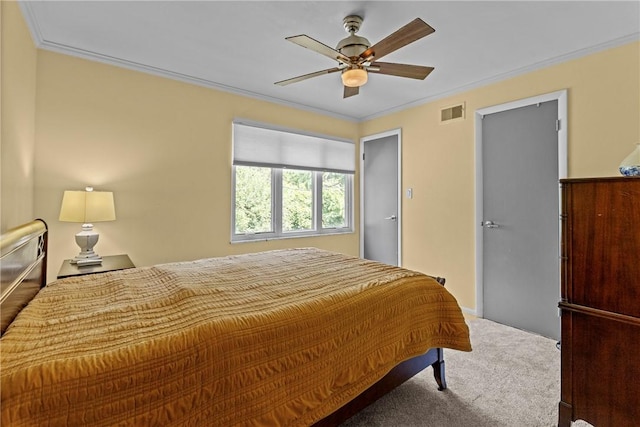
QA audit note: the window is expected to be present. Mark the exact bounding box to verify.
[282,169,313,232]
[232,121,354,241]
[234,166,272,234]
[322,172,348,229]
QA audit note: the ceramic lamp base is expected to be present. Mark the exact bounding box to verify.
[70,224,103,264]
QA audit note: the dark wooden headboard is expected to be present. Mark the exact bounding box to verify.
[0,219,48,335]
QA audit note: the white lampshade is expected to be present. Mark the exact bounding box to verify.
[341,68,368,88]
[59,187,116,265]
[59,189,116,223]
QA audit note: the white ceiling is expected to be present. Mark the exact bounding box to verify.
[20,1,640,122]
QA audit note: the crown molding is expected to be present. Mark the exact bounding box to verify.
[18,2,639,124]
[17,2,360,122]
[19,1,44,45]
[39,39,363,123]
[360,32,640,122]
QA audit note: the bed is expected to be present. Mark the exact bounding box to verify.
[1,219,471,426]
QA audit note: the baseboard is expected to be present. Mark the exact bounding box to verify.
[461,306,478,318]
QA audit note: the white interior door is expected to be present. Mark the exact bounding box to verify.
[361,130,401,266]
[476,91,567,341]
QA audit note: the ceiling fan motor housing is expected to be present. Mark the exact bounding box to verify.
[336,34,371,58]
[337,15,370,58]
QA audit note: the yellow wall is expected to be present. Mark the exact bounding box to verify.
[1,1,38,231]
[361,41,640,311]
[33,50,360,282]
[7,2,639,310]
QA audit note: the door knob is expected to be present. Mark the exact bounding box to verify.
[482,220,499,228]
[384,215,397,221]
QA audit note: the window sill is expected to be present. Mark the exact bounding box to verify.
[231,229,354,244]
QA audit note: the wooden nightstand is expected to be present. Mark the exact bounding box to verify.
[57,254,135,279]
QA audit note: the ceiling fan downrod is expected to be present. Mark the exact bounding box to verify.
[343,15,363,34]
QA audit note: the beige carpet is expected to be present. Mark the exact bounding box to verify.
[341,318,592,427]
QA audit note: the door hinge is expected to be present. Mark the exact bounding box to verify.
[555,119,561,132]
[362,153,365,161]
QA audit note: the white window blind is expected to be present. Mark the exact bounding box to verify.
[233,121,355,174]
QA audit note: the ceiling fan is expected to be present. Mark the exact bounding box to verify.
[275,15,435,98]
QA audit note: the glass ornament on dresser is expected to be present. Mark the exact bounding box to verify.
[619,143,640,176]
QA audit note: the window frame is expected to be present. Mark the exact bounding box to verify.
[231,166,354,242]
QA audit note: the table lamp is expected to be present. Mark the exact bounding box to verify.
[59,186,116,266]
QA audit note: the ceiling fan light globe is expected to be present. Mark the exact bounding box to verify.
[342,68,368,87]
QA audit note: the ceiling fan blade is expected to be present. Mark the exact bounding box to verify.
[359,18,435,63]
[367,62,434,80]
[275,67,342,86]
[343,86,359,98]
[286,35,352,65]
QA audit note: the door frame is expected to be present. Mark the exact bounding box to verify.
[360,128,402,265]
[474,90,568,317]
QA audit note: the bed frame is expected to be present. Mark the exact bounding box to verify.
[0,219,447,425]
[0,219,48,335]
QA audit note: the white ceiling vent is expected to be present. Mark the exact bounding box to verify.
[440,102,465,123]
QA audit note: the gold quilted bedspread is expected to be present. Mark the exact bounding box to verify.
[1,248,471,426]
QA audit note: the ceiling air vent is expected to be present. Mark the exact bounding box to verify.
[440,103,465,123]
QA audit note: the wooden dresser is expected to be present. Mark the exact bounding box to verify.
[558,177,640,427]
